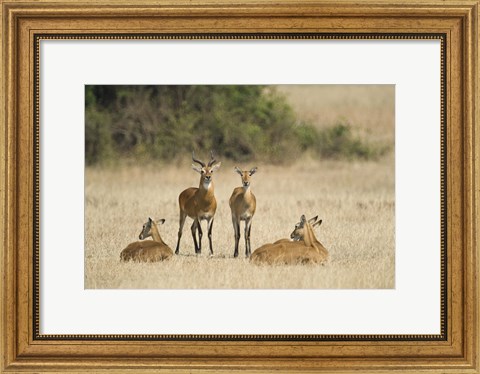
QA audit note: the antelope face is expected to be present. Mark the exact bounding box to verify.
[139,218,153,240]
[194,164,221,188]
[235,166,258,188]
[290,216,306,241]
[139,217,165,240]
[191,151,221,188]
[290,215,322,240]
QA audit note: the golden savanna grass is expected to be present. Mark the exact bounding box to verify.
[85,157,394,289]
[85,85,395,289]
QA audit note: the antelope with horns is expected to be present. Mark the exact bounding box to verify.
[120,218,173,262]
[175,151,221,255]
[229,166,258,257]
[250,215,328,265]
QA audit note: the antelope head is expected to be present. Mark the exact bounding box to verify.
[234,166,258,189]
[139,217,165,240]
[191,151,221,189]
[290,215,322,241]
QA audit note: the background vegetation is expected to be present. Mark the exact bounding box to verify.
[85,85,389,165]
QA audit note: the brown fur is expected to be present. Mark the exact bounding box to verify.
[120,240,173,262]
[229,167,257,257]
[229,187,256,216]
[250,242,325,265]
[179,185,217,220]
[250,218,328,265]
[176,152,221,255]
[120,219,173,262]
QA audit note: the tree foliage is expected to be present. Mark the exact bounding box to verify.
[85,85,386,165]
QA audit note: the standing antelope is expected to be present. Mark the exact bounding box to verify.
[120,218,173,262]
[229,166,258,257]
[175,151,221,255]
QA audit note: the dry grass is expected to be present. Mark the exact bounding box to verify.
[277,84,395,145]
[85,156,394,289]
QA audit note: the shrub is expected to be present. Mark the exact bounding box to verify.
[85,104,114,165]
[84,85,388,165]
[316,122,389,160]
[294,122,320,151]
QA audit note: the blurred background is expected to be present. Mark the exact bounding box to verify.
[85,85,394,165]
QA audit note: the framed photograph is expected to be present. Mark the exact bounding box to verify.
[1,0,478,372]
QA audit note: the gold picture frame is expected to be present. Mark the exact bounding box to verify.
[1,0,478,372]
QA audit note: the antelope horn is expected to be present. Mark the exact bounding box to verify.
[192,151,205,167]
[207,150,217,167]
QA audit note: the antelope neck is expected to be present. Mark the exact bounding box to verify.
[199,180,215,196]
[150,223,163,243]
[303,224,315,247]
[304,224,323,253]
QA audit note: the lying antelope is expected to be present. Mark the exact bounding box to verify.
[120,218,173,262]
[250,215,328,265]
[229,166,258,257]
[175,151,221,255]
[290,215,323,241]
[250,215,321,252]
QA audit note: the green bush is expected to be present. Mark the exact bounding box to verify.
[294,123,320,151]
[84,85,387,165]
[85,104,114,165]
[316,122,389,160]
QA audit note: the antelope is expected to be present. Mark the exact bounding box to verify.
[229,166,258,257]
[290,215,323,241]
[120,218,173,262]
[175,151,221,255]
[250,215,328,265]
[254,215,321,249]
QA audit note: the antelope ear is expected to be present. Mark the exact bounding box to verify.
[192,164,203,173]
[249,166,258,176]
[148,217,153,223]
[313,219,323,227]
[308,215,318,224]
[234,166,243,175]
[300,215,306,224]
[157,219,166,225]
[211,162,221,172]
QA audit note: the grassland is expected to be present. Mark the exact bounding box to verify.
[85,156,394,289]
[85,85,395,289]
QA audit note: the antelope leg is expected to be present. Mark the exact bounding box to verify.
[197,219,203,254]
[233,217,240,258]
[191,219,200,254]
[207,217,214,256]
[175,211,187,255]
[245,218,252,257]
